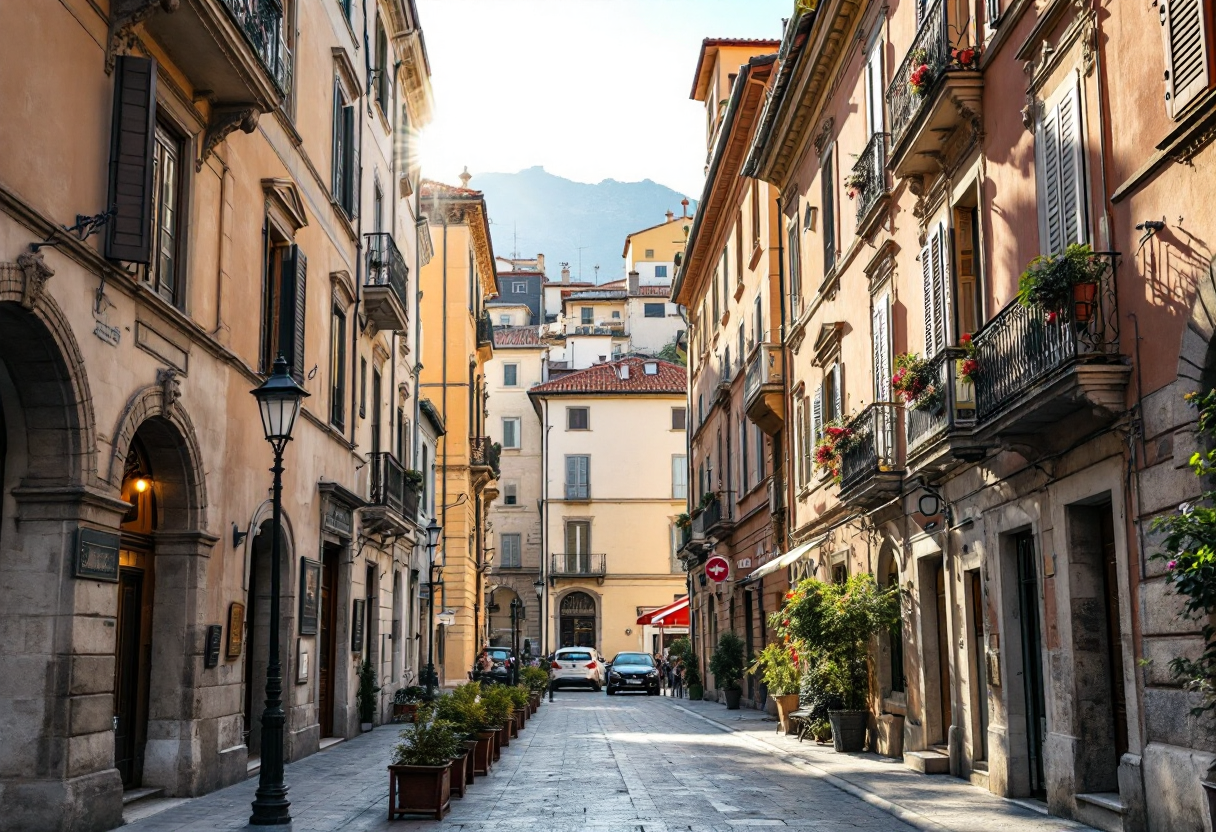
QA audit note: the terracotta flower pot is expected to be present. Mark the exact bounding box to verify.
[387,762,452,821]
[1072,281,1098,323]
[828,710,869,753]
[773,694,801,734]
[473,731,495,775]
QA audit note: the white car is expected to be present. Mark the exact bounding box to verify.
[550,647,603,691]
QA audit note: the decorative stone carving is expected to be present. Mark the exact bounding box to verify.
[106,0,179,74]
[16,251,54,310]
[813,117,835,156]
[197,107,259,171]
[158,368,182,409]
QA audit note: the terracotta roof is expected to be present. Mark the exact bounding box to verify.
[493,326,545,347]
[566,289,627,301]
[420,179,481,199]
[529,357,686,396]
[634,285,672,297]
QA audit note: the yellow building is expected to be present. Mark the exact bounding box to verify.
[622,209,692,284]
[418,177,498,686]
[529,357,688,659]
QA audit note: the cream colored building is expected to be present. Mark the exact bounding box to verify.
[623,208,693,284]
[529,357,687,658]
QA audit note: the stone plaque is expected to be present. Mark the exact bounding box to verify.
[204,625,223,668]
[75,528,120,582]
[322,500,353,538]
[351,598,366,653]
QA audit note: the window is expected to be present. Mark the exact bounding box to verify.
[735,213,744,280]
[331,78,358,218]
[501,417,521,449]
[374,16,390,116]
[753,295,763,347]
[1160,0,1212,118]
[824,362,843,425]
[565,455,590,499]
[259,233,307,380]
[148,124,183,305]
[503,363,519,387]
[397,412,409,464]
[796,396,808,486]
[672,455,687,499]
[499,314,510,325]
[567,407,589,430]
[1036,78,1087,256]
[340,0,351,20]
[654,265,668,278]
[645,248,655,258]
[954,204,982,337]
[739,414,749,493]
[737,326,746,364]
[751,180,761,249]
[921,221,953,356]
[359,356,368,418]
[612,310,621,319]
[821,146,836,274]
[873,293,892,401]
[371,370,382,455]
[330,302,346,428]
[501,533,521,567]
[721,247,730,309]
[581,307,593,324]
[512,281,527,292]
[865,32,885,138]
[644,361,659,375]
[788,221,802,317]
[503,483,519,507]
[644,303,665,318]
[565,520,590,554]
[672,407,687,430]
[755,422,765,480]
[986,0,1002,26]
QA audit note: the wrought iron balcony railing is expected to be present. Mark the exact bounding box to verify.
[851,132,888,224]
[972,253,1119,422]
[550,553,607,577]
[221,0,292,94]
[905,348,977,454]
[692,494,732,537]
[365,232,409,310]
[839,402,902,492]
[369,452,408,518]
[885,0,976,148]
[477,311,494,347]
[744,343,784,403]
[470,436,500,477]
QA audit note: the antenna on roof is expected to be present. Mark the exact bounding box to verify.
[512,222,519,260]
[594,264,600,281]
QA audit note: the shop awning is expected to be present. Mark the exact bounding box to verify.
[741,535,826,585]
[636,596,690,627]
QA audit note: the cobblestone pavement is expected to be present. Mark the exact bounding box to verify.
[123,691,1096,832]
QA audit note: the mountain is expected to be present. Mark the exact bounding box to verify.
[468,166,696,284]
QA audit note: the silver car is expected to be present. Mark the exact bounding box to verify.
[550,647,603,691]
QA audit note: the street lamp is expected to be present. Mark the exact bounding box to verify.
[533,577,544,659]
[509,597,524,681]
[424,518,443,699]
[249,355,308,827]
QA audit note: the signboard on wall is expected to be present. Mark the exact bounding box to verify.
[74,528,120,582]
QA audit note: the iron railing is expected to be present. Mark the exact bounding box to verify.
[220,0,293,94]
[972,253,1119,422]
[851,132,888,223]
[905,348,977,453]
[839,402,902,491]
[477,311,494,346]
[885,0,976,147]
[550,553,607,577]
[470,437,500,477]
[365,233,409,311]
[692,495,730,537]
[369,452,406,517]
[744,343,784,403]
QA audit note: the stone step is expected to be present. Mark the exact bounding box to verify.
[122,787,165,806]
[904,749,950,774]
[1075,791,1126,832]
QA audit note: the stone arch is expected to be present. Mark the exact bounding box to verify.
[106,382,208,530]
[556,588,600,650]
[242,498,298,591]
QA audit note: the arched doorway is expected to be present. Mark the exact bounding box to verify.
[559,591,596,648]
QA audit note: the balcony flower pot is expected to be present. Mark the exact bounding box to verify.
[828,710,869,753]
[723,688,743,710]
[773,694,802,735]
[387,763,452,820]
[473,730,495,775]
[1072,281,1098,323]
[1017,243,1106,321]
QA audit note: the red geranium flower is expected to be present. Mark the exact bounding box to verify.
[1046,311,1058,324]
[910,63,930,87]
[960,332,972,344]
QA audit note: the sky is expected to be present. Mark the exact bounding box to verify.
[415,0,791,197]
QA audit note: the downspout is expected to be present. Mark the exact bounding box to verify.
[542,406,550,656]
[351,5,368,450]
[777,199,792,555]
[211,159,230,337]
[438,212,449,678]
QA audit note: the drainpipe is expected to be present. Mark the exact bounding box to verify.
[776,198,791,556]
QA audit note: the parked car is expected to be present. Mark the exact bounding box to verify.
[550,647,603,691]
[605,652,660,696]
[473,646,517,685]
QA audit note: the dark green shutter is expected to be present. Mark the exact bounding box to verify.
[106,56,157,263]
[279,246,307,381]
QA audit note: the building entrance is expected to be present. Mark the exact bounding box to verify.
[559,591,596,648]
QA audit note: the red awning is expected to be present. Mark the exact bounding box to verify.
[636,596,690,627]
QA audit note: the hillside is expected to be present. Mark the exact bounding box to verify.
[467,166,696,283]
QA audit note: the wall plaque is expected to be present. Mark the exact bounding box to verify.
[227,602,246,659]
[351,598,366,653]
[75,528,120,582]
[322,500,353,538]
[204,624,223,668]
[299,558,321,635]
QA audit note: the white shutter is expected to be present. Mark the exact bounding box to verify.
[1037,100,1063,256]
[873,293,892,400]
[1161,0,1212,118]
[937,223,953,348]
[865,36,885,136]
[794,398,805,485]
[922,226,950,356]
[812,384,824,446]
[832,363,844,421]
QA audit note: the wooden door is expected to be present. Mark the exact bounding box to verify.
[1100,506,1128,758]
[319,548,338,737]
[934,562,953,743]
[114,568,144,787]
[1015,532,1047,797]
[969,570,988,762]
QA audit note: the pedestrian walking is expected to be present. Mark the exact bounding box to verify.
[672,663,684,699]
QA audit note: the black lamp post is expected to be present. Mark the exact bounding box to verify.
[509,597,523,681]
[533,578,544,658]
[249,355,308,826]
[424,518,442,699]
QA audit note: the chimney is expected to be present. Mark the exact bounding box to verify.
[681,198,690,218]
[536,253,545,274]
[458,166,472,188]
[628,269,640,295]
[665,210,674,222]
[560,263,570,283]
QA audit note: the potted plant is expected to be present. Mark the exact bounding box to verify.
[388,714,462,820]
[392,685,428,722]
[404,469,425,495]
[507,684,530,729]
[748,642,801,733]
[480,684,515,750]
[813,418,858,483]
[957,333,979,385]
[433,688,483,788]
[784,575,900,753]
[843,171,866,201]
[675,512,691,530]
[358,660,381,731]
[521,666,548,711]
[669,637,704,700]
[709,632,746,709]
[908,48,931,95]
[1017,243,1106,323]
[891,352,942,412]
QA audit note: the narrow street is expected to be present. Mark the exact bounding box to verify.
[123,694,1095,832]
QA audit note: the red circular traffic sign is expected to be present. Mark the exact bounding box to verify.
[705,556,730,583]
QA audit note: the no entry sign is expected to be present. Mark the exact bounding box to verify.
[705,556,730,583]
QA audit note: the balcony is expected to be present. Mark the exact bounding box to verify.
[477,312,494,349]
[744,343,785,436]
[971,253,1128,444]
[838,402,904,507]
[470,436,500,491]
[550,553,607,581]
[363,452,418,533]
[850,132,889,235]
[904,348,984,475]
[138,0,290,112]
[884,0,982,179]
[364,233,409,331]
[692,495,734,540]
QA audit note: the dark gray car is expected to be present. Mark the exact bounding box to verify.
[605,652,660,696]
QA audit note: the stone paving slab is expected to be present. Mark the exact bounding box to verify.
[123,691,1095,832]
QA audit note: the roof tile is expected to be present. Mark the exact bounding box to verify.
[529,357,686,395]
